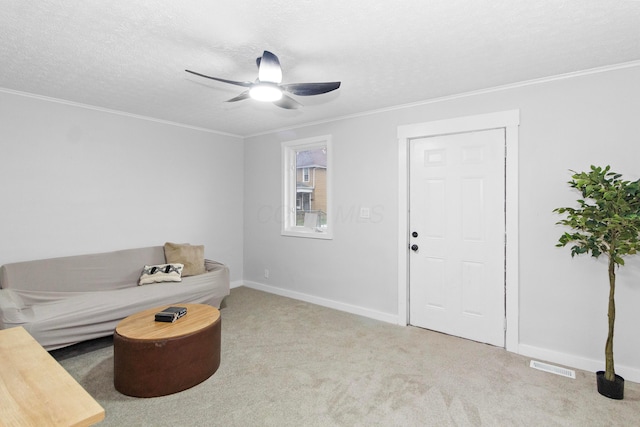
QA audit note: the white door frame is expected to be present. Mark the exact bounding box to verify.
[397,110,520,352]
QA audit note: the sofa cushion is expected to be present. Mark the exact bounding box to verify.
[138,263,183,285]
[17,264,229,350]
[164,243,206,277]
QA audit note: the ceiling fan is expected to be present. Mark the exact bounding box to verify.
[185,50,341,109]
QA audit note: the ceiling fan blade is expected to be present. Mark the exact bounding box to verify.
[281,82,341,96]
[185,70,252,87]
[257,51,282,84]
[273,94,302,110]
[225,91,251,102]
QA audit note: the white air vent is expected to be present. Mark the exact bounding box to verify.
[530,360,576,379]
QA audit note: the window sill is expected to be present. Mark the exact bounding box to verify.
[281,228,333,240]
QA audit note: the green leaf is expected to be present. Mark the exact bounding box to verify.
[554,166,640,262]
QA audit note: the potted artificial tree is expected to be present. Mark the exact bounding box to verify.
[553,165,640,399]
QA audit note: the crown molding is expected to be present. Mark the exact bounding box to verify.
[245,60,640,138]
[0,87,242,139]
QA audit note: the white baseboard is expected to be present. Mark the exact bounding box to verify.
[230,280,244,289]
[233,281,640,384]
[239,280,399,325]
[519,344,640,383]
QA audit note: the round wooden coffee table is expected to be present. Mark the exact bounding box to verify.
[113,303,221,397]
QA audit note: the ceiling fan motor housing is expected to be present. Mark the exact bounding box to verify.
[185,50,341,109]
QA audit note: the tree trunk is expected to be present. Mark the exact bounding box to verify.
[605,255,616,382]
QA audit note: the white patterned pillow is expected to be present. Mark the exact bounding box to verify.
[138,263,184,285]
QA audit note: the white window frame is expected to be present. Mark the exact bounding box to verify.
[302,167,310,183]
[282,135,333,239]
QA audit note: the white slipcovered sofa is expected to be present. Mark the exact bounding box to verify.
[0,245,230,350]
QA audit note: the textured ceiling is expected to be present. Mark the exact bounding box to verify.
[1,1,639,137]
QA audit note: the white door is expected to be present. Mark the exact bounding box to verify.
[409,129,505,347]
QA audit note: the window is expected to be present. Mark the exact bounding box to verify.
[282,135,332,239]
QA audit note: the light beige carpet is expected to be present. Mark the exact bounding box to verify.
[53,286,639,426]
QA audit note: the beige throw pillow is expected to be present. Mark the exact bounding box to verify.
[164,242,206,276]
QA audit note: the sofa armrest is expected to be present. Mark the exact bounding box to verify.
[204,259,226,273]
[0,289,25,310]
[0,289,32,328]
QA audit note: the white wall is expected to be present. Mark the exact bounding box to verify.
[243,63,640,381]
[0,91,244,282]
[243,117,400,321]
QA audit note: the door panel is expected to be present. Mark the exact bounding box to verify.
[409,129,505,347]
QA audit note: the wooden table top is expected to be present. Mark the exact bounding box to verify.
[115,303,220,341]
[0,327,105,427]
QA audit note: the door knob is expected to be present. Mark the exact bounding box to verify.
[411,244,419,252]
[412,231,418,238]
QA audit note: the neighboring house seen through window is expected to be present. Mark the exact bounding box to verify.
[282,135,332,239]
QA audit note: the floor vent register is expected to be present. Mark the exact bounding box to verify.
[530,360,576,379]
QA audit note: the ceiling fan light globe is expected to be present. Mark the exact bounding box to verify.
[249,84,282,102]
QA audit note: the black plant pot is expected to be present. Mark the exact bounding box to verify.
[596,371,624,400]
